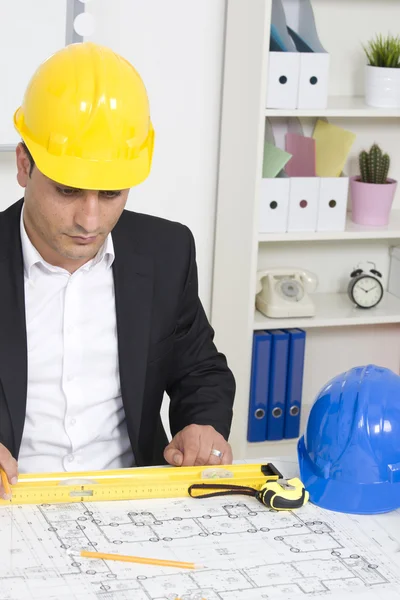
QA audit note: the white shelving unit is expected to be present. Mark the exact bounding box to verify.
[254,292,400,330]
[211,0,400,460]
[259,210,400,242]
[265,95,400,118]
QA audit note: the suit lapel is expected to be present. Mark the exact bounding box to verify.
[0,200,27,457]
[112,219,154,463]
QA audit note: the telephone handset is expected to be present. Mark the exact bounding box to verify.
[256,268,318,318]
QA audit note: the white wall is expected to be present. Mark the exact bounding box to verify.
[0,0,227,316]
[0,153,21,202]
[313,0,400,98]
[85,0,227,314]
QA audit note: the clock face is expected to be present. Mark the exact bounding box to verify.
[351,275,383,308]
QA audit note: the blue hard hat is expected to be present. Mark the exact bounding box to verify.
[298,364,400,514]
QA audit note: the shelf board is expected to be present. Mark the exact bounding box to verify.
[254,292,400,330]
[0,144,16,152]
[259,211,400,242]
[265,95,400,118]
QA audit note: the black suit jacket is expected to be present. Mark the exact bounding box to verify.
[0,199,235,467]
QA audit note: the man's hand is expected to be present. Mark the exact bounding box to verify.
[0,444,18,500]
[163,424,233,467]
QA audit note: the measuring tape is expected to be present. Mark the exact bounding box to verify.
[0,463,308,510]
[188,477,308,511]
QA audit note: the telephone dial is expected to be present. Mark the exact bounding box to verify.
[256,268,318,318]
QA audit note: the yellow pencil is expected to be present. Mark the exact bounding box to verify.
[80,549,201,570]
[0,468,11,499]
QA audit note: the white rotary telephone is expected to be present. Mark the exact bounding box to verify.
[256,268,318,318]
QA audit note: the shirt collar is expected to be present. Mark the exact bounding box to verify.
[20,204,115,279]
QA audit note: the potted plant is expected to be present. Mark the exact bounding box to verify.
[363,33,400,108]
[350,144,397,226]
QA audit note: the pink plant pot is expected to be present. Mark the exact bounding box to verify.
[350,176,397,226]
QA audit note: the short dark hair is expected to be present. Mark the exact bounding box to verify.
[21,141,35,177]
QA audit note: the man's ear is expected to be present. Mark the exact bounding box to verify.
[16,142,31,188]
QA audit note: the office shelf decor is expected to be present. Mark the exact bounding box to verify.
[259,118,350,233]
[350,144,397,226]
[364,33,400,108]
[267,0,330,110]
[212,0,400,460]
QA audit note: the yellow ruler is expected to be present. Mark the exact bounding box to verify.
[0,463,281,507]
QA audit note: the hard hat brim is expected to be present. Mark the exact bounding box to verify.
[19,131,154,191]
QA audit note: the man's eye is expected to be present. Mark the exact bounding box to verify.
[57,187,79,196]
[101,191,122,199]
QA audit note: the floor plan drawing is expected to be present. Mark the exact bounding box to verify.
[1,491,400,600]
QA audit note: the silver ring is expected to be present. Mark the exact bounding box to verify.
[210,448,222,458]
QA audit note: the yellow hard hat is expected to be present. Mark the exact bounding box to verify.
[14,42,154,190]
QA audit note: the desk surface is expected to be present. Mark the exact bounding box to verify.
[0,456,399,600]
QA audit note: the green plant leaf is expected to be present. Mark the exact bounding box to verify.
[363,33,400,68]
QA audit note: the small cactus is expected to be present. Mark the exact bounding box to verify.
[359,151,369,182]
[368,144,380,183]
[382,153,390,183]
[359,144,390,184]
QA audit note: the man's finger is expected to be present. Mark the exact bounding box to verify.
[221,444,233,465]
[194,441,214,466]
[0,472,11,501]
[163,438,184,466]
[207,445,224,466]
[181,441,201,466]
[0,445,18,485]
[0,444,18,500]
[164,446,184,466]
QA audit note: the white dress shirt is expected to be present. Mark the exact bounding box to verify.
[18,207,134,473]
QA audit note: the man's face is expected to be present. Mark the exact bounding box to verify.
[16,144,129,271]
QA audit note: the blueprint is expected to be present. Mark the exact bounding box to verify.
[0,458,399,600]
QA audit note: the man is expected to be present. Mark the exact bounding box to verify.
[0,42,235,499]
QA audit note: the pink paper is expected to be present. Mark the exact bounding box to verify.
[285,133,316,177]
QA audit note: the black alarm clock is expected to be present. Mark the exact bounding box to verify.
[347,263,384,309]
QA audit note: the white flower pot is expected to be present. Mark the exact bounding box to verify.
[365,65,400,108]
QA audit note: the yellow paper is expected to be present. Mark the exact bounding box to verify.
[312,120,356,177]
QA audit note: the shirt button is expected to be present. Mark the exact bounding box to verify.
[66,454,74,463]
[67,326,74,334]
[70,418,76,426]
[67,374,74,382]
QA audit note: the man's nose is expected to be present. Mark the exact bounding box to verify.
[74,192,101,233]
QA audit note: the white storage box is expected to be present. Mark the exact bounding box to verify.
[259,176,349,234]
[267,0,330,110]
[266,52,301,109]
[259,178,290,233]
[298,53,330,109]
[316,176,349,231]
[287,177,319,231]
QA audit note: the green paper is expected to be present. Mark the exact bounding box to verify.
[262,141,292,178]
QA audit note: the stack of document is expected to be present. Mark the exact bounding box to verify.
[263,118,356,179]
[267,0,330,109]
[259,118,356,233]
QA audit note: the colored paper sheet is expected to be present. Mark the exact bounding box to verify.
[312,119,356,177]
[262,141,292,178]
[285,132,316,176]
